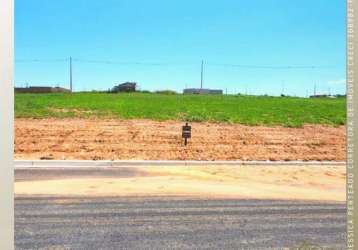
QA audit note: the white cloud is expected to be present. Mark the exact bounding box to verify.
[327,79,346,85]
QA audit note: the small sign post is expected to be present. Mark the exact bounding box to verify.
[182,123,192,146]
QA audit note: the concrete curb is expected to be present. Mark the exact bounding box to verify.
[14,160,346,168]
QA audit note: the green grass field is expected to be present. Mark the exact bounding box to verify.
[15,93,346,127]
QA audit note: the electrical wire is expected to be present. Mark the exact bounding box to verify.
[15,58,341,69]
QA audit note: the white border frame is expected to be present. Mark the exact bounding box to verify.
[0,0,14,249]
[347,0,358,249]
[0,0,356,249]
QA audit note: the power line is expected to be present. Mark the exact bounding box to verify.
[72,59,185,66]
[15,59,68,63]
[205,62,339,69]
[15,58,341,69]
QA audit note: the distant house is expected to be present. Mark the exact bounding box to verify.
[15,86,70,93]
[183,88,223,95]
[335,94,346,98]
[309,94,329,98]
[112,82,137,93]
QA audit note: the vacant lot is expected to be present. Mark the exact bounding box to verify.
[15,119,345,161]
[15,93,346,127]
[15,93,346,161]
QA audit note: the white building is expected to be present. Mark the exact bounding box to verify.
[183,88,223,95]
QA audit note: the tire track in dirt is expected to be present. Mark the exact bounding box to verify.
[15,118,346,161]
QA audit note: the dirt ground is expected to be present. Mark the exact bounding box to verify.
[15,118,346,161]
[15,165,346,201]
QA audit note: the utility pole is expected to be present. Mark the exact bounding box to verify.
[200,60,204,89]
[314,83,317,96]
[281,80,285,96]
[69,57,73,93]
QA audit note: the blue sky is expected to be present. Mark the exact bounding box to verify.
[15,0,346,96]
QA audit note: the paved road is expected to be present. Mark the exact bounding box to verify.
[15,196,346,250]
[15,168,346,249]
[15,167,152,182]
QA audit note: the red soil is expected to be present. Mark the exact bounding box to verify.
[15,118,346,161]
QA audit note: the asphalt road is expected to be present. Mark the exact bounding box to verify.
[15,196,346,250]
[15,167,152,182]
[15,168,346,249]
